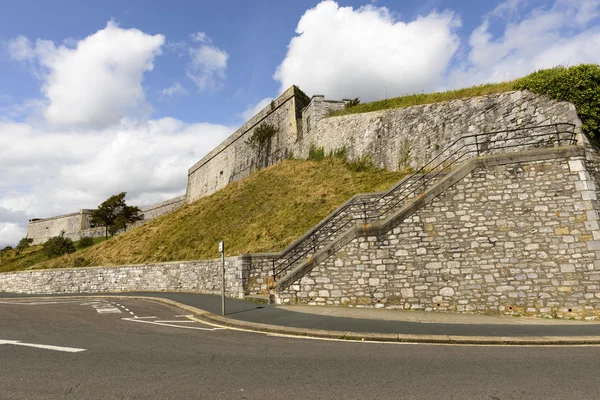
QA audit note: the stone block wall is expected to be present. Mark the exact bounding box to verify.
[300,91,580,170]
[186,86,310,203]
[0,258,248,298]
[0,253,276,297]
[27,212,83,245]
[27,194,186,245]
[278,149,600,319]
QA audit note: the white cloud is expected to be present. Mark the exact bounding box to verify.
[8,21,164,129]
[448,0,600,88]
[0,118,232,248]
[191,31,211,43]
[240,97,273,121]
[161,82,188,97]
[187,33,228,92]
[274,1,461,101]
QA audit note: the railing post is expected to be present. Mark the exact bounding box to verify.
[475,135,480,156]
[555,125,561,147]
[362,201,367,224]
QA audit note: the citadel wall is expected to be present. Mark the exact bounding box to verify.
[186,86,310,203]
[300,91,581,170]
[27,195,186,244]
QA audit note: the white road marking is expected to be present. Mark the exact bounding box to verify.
[133,316,157,319]
[122,317,225,331]
[0,300,83,306]
[0,339,86,353]
[154,320,197,323]
[96,307,122,314]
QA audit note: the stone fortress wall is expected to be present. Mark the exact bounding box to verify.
[27,195,186,245]
[26,86,581,250]
[16,84,600,319]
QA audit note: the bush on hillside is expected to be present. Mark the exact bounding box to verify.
[77,236,95,249]
[515,64,600,141]
[43,236,76,258]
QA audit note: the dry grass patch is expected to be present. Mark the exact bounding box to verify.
[34,159,407,269]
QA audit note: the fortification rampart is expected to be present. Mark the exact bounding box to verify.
[300,91,581,170]
[186,86,310,203]
[27,194,186,245]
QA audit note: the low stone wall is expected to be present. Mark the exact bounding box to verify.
[277,147,600,319]
[0,259,246,297]
[0,253,276,298]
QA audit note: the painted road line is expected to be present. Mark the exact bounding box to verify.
[0,339,86,353]
[122,317,225,331]
[0,300,83,306]
[154,320,197,323]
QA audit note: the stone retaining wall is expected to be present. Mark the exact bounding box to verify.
[301,91,580,171]
[0,254,275,297]
[277,147,600,319]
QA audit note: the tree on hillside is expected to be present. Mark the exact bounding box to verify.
[91,192,143,239]
[15,237,33,255]
[1,246,13,261]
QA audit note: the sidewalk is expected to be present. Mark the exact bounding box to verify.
[3,291,600,342]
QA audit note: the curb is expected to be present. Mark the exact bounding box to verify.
[2,294,600,345]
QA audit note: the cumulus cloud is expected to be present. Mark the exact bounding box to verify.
[448,0,600,87]
[0,119,232,248]
[187,32,228,91]
[274,1,461,101]
[240,97,273,121]
[161,82,188,97]
[8,21,164,128]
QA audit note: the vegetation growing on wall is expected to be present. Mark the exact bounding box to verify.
[514,64,600,140]
[246,123,278,167]
[329,64,600,140]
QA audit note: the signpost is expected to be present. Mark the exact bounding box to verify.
[219,240,225,316]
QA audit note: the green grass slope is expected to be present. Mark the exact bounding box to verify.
[32,159,406,270]
[0,237,106,273]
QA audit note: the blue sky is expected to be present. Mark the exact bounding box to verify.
[1,0,600,247]
[0,0,507,125]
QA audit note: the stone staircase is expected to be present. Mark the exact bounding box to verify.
[271,123,578,292]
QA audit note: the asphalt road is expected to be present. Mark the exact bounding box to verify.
[1,297,600,399]
[4,291,600,337]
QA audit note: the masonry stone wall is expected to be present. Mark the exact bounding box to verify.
[140,195,186,220]
[0,258,247,297]
[278,150,600,319]
[186,86,309,203]
[301,91,580,171]
[27,195,186,245]
[27,212,83,245]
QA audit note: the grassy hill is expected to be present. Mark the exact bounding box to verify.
[24,159,406,270]
[0,237,106,273]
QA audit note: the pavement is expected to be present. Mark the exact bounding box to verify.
[4,297,600,399]
[2,291,600,344]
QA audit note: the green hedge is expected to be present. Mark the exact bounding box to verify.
[329,64,600,141]
[514,64,600,140]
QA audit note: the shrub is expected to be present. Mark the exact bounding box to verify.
[515,64,600,141]
[308,144,325,161]
[78,236,94,249]
[344,97,360,109]
[43,236,76,258]
[347,155,374,172]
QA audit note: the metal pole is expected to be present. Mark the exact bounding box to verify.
[219,241,226,316]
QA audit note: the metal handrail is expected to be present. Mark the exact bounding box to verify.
[272,123,576,280]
